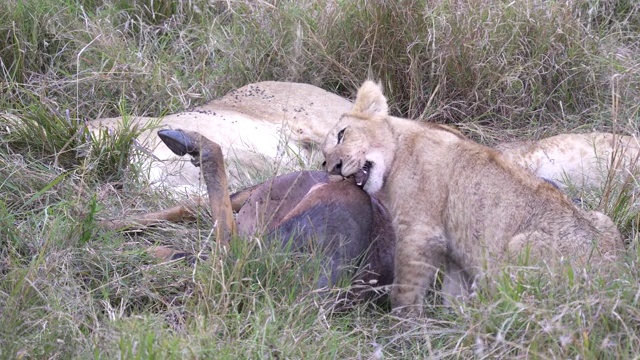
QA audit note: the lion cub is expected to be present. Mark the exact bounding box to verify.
[322,81,623,315]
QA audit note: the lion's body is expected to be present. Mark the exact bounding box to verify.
[322,81,623,314]
[83,80,637,196]
[88,81,351,191]
[497,132,640,190]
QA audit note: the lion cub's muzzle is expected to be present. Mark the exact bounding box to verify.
[323,158,342,175]
[323,158,371,188]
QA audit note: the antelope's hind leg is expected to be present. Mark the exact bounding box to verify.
[157,129,236,247]
[99,199,205,232]
[100,128,238,260]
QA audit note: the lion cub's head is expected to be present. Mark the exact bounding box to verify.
[322,81,395,194]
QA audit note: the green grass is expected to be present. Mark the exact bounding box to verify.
[1,0,639,358]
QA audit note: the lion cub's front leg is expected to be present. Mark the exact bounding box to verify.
[391,226,448,316]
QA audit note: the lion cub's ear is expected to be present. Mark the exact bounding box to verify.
[352,80,388,117]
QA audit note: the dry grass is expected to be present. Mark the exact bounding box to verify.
[1,0,640,358]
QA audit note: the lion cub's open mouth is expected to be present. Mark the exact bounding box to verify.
[354,161,372,188]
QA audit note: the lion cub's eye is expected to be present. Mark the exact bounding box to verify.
[337,128,346,144]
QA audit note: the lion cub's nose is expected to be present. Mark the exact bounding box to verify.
[330,160,342,175]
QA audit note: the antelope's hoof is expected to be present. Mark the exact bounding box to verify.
[158,129,199,157]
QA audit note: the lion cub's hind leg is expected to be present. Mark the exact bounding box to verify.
[584,210,623,249]
[506,230,552,262]
[508,218,621,267]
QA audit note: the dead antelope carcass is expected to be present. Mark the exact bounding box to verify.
[105,129,396,303]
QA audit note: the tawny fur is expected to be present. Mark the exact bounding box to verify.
[497,132,640,191]
[322,81,624,315]
[79,81,638,195]
[87,81,351,192]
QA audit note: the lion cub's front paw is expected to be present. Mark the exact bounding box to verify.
[390,304,423,318]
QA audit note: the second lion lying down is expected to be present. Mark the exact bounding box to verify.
[322,81,624,315]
